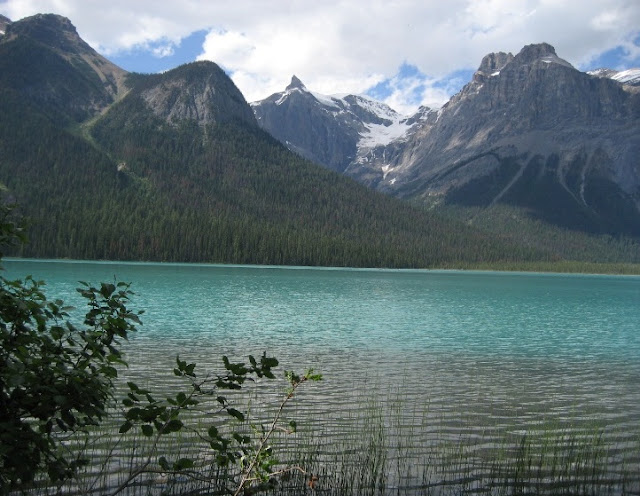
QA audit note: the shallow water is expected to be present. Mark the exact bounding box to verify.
[5,260,640,493]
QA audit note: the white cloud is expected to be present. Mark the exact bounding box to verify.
[151,43,175,58]
[2,0,639,113]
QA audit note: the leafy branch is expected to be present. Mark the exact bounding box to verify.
[234,369,323,496]
[110,355,321,495]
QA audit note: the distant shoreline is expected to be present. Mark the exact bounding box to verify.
[5,257,640,277]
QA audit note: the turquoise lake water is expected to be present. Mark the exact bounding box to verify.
[4,259,640,492]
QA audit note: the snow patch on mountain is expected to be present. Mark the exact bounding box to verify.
[588,68,640,85]
[540,54,573,68]
[274,87,303,105]
[359,120,413,148]
[611,68,640,84]
[301,86,418,148]
[310,91,342,109]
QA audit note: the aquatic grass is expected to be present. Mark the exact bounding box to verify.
[268,385,640,496]
[18,375,640,496]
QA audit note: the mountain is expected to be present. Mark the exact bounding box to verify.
[252,76,437,174]
[0,13,127,124]
[0,13,547,268]
[255,43,640,242]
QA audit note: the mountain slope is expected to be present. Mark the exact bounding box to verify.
[0,13,128,124]
[0,13,547,268]
[256,44,640,242]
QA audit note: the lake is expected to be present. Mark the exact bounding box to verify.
[4,259,640,494]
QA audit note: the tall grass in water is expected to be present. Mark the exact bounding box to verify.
[270,388,640,496]
[20,383,640,495]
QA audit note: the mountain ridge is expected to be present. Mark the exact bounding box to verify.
[254,43,640,239]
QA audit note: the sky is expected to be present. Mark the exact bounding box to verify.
[1,0,639,115]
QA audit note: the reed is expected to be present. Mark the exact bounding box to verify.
[20,380,640,495]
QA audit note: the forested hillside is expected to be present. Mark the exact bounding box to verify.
[0,71,546,267]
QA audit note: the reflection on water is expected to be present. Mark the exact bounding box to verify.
[4,260,640,493]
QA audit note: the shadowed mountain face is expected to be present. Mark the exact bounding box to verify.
[254,43,640,238]
[0,13,128,123]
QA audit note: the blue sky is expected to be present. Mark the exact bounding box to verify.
[2,0,639,114]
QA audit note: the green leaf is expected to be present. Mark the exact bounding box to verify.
[176,356,186,370]
[173,458,194,470]
[232,432,250,445]
[166,419,184,433]
[141,424,154,437]
[119,421,133,434]
[261,353,279,368]
[305,369,323,381]
[50,326,64,340]
[103,366,118,378]
[185,363,196,376]
[100,283,116,298]
[227,408,245,422]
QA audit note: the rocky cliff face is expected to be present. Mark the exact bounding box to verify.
[356,43,640,236]
[0,14,258,131]
[136,61,257,127]
[252,76,430,173]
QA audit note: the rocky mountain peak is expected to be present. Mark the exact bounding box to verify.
[138,61,257,127]
[2,13,128,102]
[516,42,556,61]
[286,75,307,91]
[4,14,81,53]
[589,67,640,87]
[0,13,129,121]
[513,42,573,68]
[477,51,514,76]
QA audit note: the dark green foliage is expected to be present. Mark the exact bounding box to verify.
[0,208,141,490]
[440,203,640,265]
[112,353,322,495]
[0,211,324,495]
